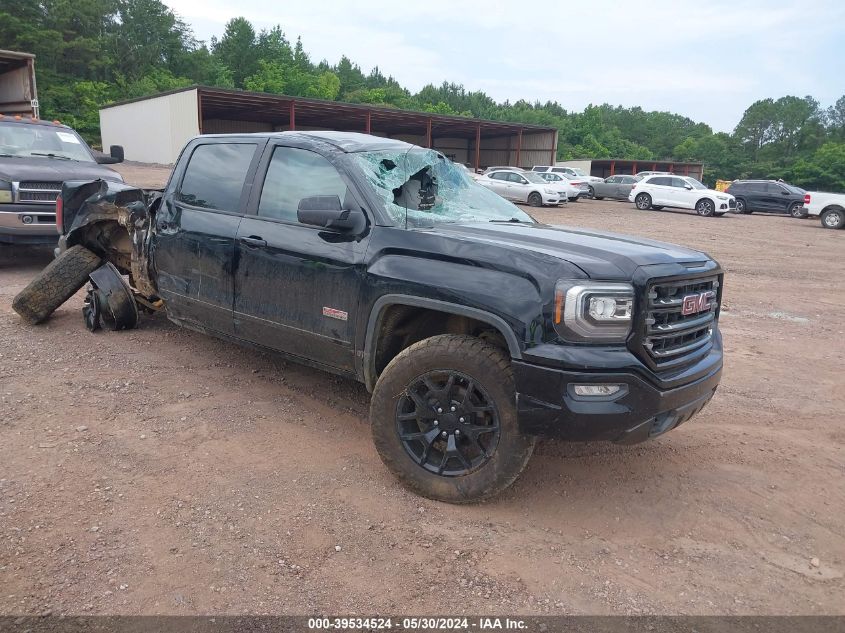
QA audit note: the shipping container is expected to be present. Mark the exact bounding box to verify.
[0,50,38,118]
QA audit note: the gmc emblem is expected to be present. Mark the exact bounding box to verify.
[681,291,715,316]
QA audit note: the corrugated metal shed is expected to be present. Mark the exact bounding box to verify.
[99,86,558,168]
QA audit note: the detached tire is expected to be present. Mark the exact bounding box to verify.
[370,334,535,504]
[12,245,102,324]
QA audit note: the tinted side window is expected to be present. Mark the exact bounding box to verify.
[258,147,350,223]
[671,177,689,188]
[650,176,671,186]
[178,143,256,211]
[765,183,786,193]
[490,172,507,181]
[747,182,766,192]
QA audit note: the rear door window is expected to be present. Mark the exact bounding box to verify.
[650,176,672,186]
[178,143,257,211]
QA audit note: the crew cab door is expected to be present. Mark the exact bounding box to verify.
[153,140,262,335]
[232,142,369,372]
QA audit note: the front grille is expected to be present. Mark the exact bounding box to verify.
[728,199,737,208]
[18,181,62,204]
[642,276,719,370]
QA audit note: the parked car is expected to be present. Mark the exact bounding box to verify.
[0,116,124,244]
[635,170,673,179]
[477,169,560,206]
[591,175,642,200]
[803,191,845,229]
[483,165,525,174]
[724,180,807,218]
[13,131,724,503]
[629,175,735,217]
[531,165,603,196]
[535,171,580,201]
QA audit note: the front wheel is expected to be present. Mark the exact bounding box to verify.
[735,198,748,214]
[696,199,716,217]
[527,192,542,207]
[789,202,807,219]
[587,186,595,198]
[635,193,652,210]
[651,205,664,210]
[821,208,845,229]
[370,334,535,504]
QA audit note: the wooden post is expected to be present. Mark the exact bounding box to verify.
[365,111,371,134]
[632,161,637,175]
[426,118,432,148]
[610,160,616,176]
[516,130,522,167]
[289,101,296,131]
[474,123,481,172]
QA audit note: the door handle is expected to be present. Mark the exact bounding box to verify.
[240,235,267,248]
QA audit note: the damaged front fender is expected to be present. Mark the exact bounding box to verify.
[61,179,160,299]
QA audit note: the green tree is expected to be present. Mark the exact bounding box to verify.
[213,17,257,88]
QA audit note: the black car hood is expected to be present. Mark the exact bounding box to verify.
[0,157,122,182]
[432,221,711,279]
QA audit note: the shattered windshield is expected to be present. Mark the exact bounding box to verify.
[353,148,535,227]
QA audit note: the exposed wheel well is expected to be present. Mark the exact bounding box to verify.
[822,204,844,213]
[67,220,132,274]
[370,304,512,390]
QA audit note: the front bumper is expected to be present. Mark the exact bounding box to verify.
[541,192,561,205]
[0,205,59,243]
[513,333,722,443]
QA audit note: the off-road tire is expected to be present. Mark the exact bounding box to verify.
[370,334,535,504]
[12,245,102,324]
[528,192,542,207]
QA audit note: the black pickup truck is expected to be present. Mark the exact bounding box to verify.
[13,132,724,503]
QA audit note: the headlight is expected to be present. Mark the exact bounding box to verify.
[553,281,634,342]
[544,188,555,195]
[0,180,12,204]
[716,195,728,200]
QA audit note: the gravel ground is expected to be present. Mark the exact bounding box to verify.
[0,166,843,616]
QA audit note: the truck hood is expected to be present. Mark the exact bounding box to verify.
[432,221,711,279]
[0,157,123,183]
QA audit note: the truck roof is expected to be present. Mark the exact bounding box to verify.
[197,131,415,153]
[0,114,71,130]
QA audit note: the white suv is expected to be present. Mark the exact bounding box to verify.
[477,169,561,206]
[629,175,735,217]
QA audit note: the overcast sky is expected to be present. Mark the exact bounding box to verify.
[164,0,845,133]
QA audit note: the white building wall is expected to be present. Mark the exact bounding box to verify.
[100,89,199,164]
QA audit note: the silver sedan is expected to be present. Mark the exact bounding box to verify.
[591,175,642,200]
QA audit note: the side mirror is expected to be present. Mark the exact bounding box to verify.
[110,145,124,163]
[684,184,693,190]
[297,195,363,232]
[95,145,125,164]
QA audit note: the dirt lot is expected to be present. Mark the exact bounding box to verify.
[1,164,843,617]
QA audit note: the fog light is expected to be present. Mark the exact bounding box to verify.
[21,215,34,224]
[573,384,622,397]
